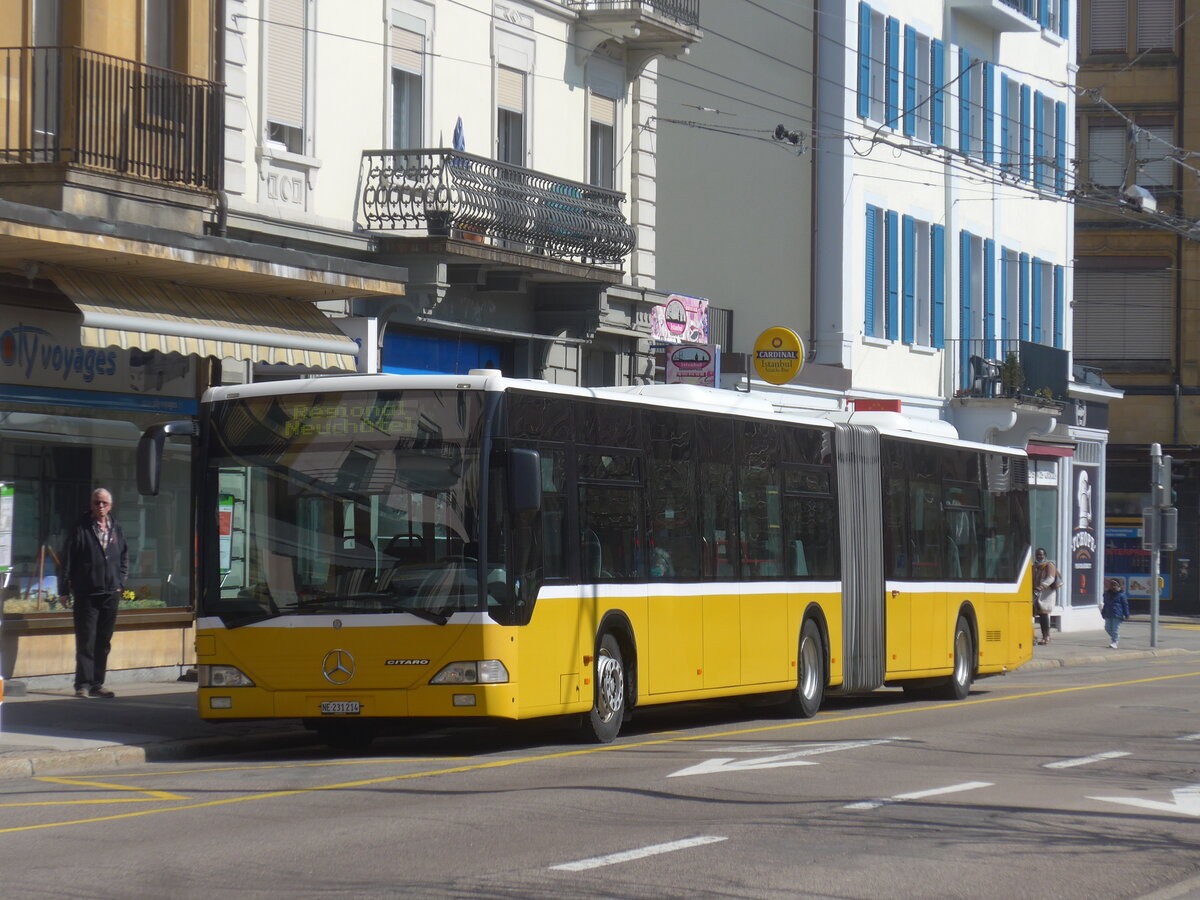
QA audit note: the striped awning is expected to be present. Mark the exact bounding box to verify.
[49,267,360,370]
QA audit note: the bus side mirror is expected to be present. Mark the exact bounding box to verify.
[137,420,197,496]
[508,448,542,513]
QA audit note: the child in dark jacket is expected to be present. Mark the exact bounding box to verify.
[1101,579,1131,649]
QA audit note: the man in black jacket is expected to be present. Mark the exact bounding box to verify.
[59,488,128,698]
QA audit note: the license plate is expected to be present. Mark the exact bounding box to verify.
[320,701,360,715]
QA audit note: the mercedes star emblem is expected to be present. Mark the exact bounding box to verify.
[321,649,356,685]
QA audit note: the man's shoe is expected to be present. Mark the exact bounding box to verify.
[1109,642,1119,649]
[88,686,116,698]
[74,687,90,699]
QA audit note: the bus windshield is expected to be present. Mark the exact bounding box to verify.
[205,389,485,624]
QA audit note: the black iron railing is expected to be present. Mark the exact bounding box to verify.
[357,149,637,267]
[948,338,1069,401]
[0,46,222,191]
[565,0,700,28]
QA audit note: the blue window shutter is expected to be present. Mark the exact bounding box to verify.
[1001,247,1010,340]
[1031,258,1043,343]
[885,17,900,128]
[1033,91,1046,188]
[960,231,973,390]
[1053,265,1064,349]
[1055,100,1067,194]
[983,63,995,165]
[903,26,917,136]
[1038,0,1049,29]
[984,238,996,358]
[1059,0,1069,39]
[1019,252,1031,341]
[865,205,877,337]
[1020,84,1031,181]
[885,210,899,340]
[931,40,945,146]
[858,3,872,119]
[1001,73,1010,170]
[902,215,916,344]
[931,224,945,349]
[959,50,971,154]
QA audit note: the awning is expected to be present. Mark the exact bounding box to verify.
[1027,442,1074,458]
[49,266,359,370]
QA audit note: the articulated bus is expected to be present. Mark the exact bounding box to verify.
[139,371,1033,748]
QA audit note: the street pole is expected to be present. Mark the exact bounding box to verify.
[1150,444,1161,649]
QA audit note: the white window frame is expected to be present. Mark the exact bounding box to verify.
[493,26,534,168]
[389,5,432,151]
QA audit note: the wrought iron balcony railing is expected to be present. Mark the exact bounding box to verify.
[948,338,1069,402]
[565,0,700,29]
[0,46,222,191]
[357,149,636,267]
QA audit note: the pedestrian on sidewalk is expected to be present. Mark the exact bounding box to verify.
[58,488,128,699]
[1032,547,1060,645]
[1101,578,1131,649]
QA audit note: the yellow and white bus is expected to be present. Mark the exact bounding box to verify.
[139,371,1033,748]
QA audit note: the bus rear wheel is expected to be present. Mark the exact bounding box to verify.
[783,618,825,718]
[938,615,975,700]
[583,633,625,743]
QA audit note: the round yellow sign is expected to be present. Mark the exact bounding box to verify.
[752,327,804,385]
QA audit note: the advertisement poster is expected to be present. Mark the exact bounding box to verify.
[665,343,719,387]
[0,483,12,574]
[650,295,709,344]
[1071,466,1098,606]
[218,494,235,574]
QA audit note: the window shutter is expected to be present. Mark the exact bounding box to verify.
[1000,73,1011,169]
[1033,91,1045,188]
[982,63,995,165]
[1075,265,1172,361]
[885,210,899,341]
[1054,101,1066,193]
[931,39,945,145]
[1038,0,1049,29]
[1135,123,1175,188]
[591,93,616,127]
[267,0,305,128]
[1019,84,1031,181]
[984,238,996,358]
[902,216,915,345]
[1088,121,1126,186]
[858,3,872,118]
[1089,0,1127,53]
[885,17,900,128]
[865,205,878,337]
[1001,246,1011,338]
[903,26,917,136]
[1136,0,1175,51]
[1058,0,1069,39]
[931,225,945,349]
[1031,258,1043,343]
[1053,265,1064,349]
[1019,252,1031,341]
[391,25,423,75]
[498,66,525,113]
[958,50,971,154]
[960,231,973,390]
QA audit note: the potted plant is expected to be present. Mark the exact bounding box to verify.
[999,353,1024,397]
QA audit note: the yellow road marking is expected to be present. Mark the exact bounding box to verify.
[33,777,187,801]
[3,668,1199,836]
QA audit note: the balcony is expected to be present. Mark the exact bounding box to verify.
[950,338,1068,406]
[0,46,222,192]
[356,149,636,268]
[566,1,702,67]
[947,0,1040,32]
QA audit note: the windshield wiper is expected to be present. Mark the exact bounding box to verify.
[221,610,282,629]
[390,603,449,625]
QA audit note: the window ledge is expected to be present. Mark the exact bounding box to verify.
[1041,29,1065,48]
[908,343,938,356]
[258,143,322,171]
[863,335,892,348]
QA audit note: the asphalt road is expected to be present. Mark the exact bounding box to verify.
[2,656,1199,900]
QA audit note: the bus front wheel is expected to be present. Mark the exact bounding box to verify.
[583,633,626,743]
[783,618,825,718]
[938,615,975,700]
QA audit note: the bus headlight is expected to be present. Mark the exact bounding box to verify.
[430,660,509,684]
[199,664,255,687]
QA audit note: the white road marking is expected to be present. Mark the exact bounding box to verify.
[1177,734,1200,742]
[668,739,899,778]
[1044,751,1130,769]
[844,781,993,811]
[549,836,728,872]
[1089,784,1200,818]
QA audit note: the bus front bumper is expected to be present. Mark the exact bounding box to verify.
[198,683,521,721]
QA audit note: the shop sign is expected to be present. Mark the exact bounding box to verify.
[0,308,194,398]
[1071,466,1098,604]
[650,295,709,344]
[752,327,804,385]
[665,343,719,387]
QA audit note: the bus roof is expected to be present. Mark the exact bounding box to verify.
[203,372,1026,458]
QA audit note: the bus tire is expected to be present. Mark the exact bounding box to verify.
[783,618,825,718]
[583,633,626,743]
[938,615,975,701]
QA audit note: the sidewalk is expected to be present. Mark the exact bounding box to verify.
[1,616,1197,780]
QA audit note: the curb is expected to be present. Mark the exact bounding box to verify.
[0,728,322,781]
[1021,646,1197,672]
